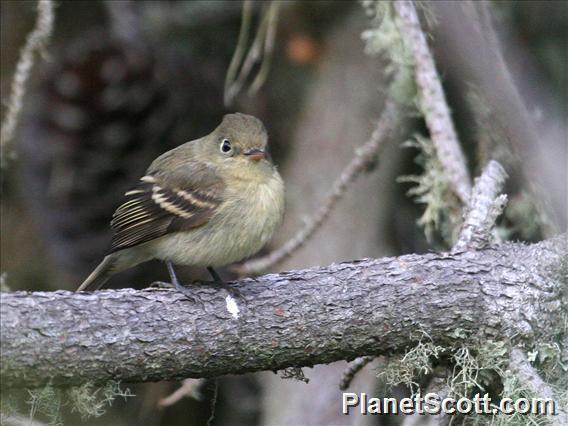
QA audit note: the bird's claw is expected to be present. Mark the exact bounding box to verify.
[150,279,243,303]
[150,280,198,303]
[214,282,244,302]
[150,281,174,289]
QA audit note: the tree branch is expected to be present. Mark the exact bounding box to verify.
[1,235,565,389]
[1,0,54,165]
[454,160,508,252]
[338,356,375,391]
[509,348,568,424]
[392,1,471,204]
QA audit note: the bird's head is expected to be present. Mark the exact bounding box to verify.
[200,113,275,180]
[211,113,269,161]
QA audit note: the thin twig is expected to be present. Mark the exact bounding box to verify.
[235,98,400,275]
[224,1,281,106]
[392,1,471,204]
[508,348,567,425]
[206,379,218,426]
[400,372,451,426]
[223,0,254,106]
[279,367,309,384]
[339,356,374,391]
[227,2,270,103]
[404,161,507,409]
[1,0,55,164]
[248,1,280,95]
[158,378,204,408]
[453,160,508,252]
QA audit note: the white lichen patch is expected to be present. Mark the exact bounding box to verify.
[225,295,239,319]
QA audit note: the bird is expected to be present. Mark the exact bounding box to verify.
[77,113,285,292]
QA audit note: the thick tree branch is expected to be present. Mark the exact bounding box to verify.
[1,236,565,389]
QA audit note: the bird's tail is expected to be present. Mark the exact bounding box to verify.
[77,254,117,292]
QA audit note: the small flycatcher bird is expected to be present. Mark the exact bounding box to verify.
[77,113,284,292]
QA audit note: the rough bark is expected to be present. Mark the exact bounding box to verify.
[1,235,565,390]
[454,160,508,252]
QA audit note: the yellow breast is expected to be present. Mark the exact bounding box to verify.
[150,169,285,267]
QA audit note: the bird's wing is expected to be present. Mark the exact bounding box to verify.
[109,163,224,253]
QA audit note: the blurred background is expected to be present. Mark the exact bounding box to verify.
[1,1,566,425]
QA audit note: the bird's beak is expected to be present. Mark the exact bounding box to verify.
[244,149,266,162]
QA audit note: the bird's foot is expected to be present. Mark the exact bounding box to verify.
[154,262,244,303]
[150,280,242,303]
[150,279,199,303]
[210,281,244,301]
[150,281,175,289]
[205,266,244,300]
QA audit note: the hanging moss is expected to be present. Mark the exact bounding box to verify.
[377,336,565,425]
[361,0,417,105]
[362,1,462,247]
[7,381,134,425]
[397,135,462,246]
[379,339,444,394]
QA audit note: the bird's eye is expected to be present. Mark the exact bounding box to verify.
[220,139,232,154]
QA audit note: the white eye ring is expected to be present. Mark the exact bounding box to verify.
[220,139,232,154]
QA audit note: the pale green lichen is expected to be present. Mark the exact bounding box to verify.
[484,374,550,426]
[397,135,462,245]
[529,342,566,383]
[4,381,133,425]
[27,385,62,426]
[66,381,133,420]
[362,1,461,246]
[361,0,416,105]
[378,339,563,425]
[379,339,444,394]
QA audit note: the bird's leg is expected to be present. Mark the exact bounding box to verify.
[151,261,197,302]
[167,261,182,288]
[207,266,223,283]
[152,264,242,301]
[166,260,181,289]
[168,262,200,300]
[206,266,243,300]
